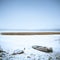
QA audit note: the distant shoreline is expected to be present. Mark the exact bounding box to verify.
[1,32,60,35]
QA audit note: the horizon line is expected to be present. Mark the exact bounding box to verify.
[0,29,60,30]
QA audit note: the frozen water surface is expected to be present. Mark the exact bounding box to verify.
[0,35,60,60]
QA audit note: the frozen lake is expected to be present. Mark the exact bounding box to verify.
[0,35,60,60]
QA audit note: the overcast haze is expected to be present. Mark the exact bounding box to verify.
[0,0,60,30]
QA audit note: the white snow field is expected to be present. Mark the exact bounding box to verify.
[0,35,60,60]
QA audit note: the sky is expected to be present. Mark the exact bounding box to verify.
[0,0,60,30]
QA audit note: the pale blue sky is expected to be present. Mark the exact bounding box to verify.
[0,0,60,30]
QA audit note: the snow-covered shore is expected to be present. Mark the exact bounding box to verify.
[0,35,60,60]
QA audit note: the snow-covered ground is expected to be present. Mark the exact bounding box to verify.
[0,35,60,60]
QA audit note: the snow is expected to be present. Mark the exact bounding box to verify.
[0,35,60,60]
